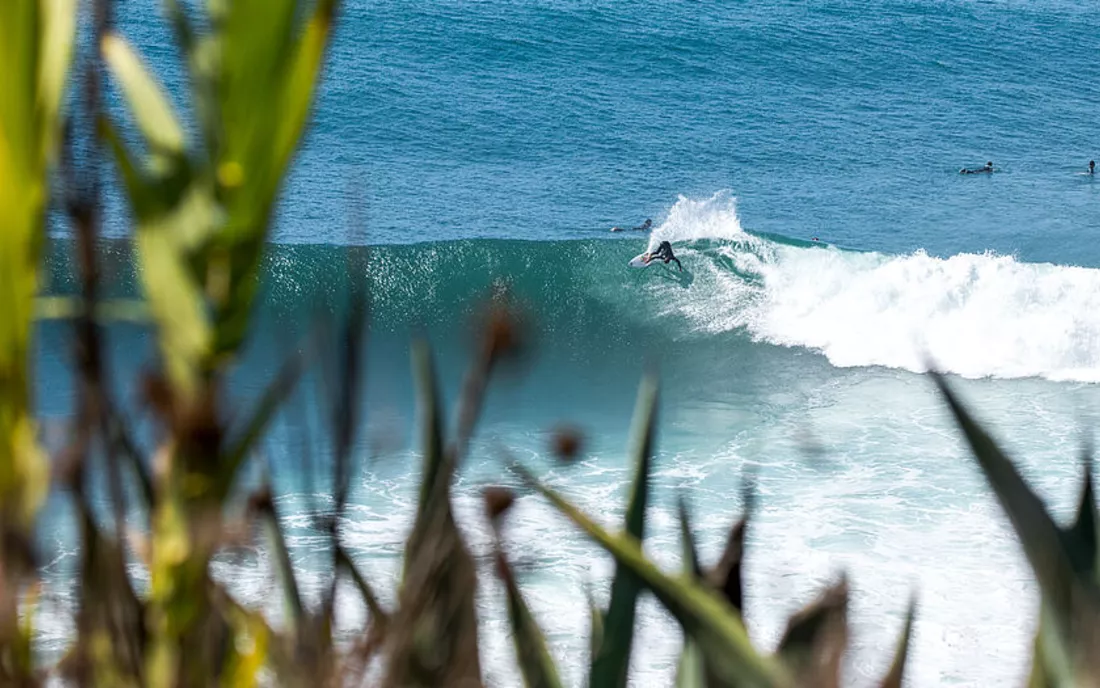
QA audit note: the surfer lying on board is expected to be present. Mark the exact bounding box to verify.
[960,161,994,175]
[643,240,682,271]
[611,218,653,233]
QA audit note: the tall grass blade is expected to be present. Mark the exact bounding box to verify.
[64,506,146,686]
[590,376,657,688]
[934,374,1079,602]
[1067,456,1098,578]
[221,348,306,496]
[1029,457,1098,686]
[878,596,916,688]
[495,546,564,688]
[678,495,701,579]
[0,2,74,679]
[710,512,749,615]
[675,496,706,688]
[212,0,338,360]
[255,489,304,637]
[131,186,220,398]
[934,373,1100,683]
[676,639,707,688]
[776,578,849,688]
[383,341,482,687]
[335,544,390,636]
[410,340,445,536]
[521,465,788,688]
[585,585,603,660]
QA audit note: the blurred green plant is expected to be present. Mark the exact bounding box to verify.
[94,0,340,684]
[508,379,910,688]
[101,0,336,398]
[3,0,1100,687]
[0,0,75,532]
[0,0,75,683]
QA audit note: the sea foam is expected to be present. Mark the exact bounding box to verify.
[656,192,1100,382]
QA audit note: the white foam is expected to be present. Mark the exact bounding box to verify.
[647,190,755,249]
[752,248,1100,381]
[658,193,1100,382]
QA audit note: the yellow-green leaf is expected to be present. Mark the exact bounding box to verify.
[102,33,185,157]
[134,183,219,398]
[0,0,75,527]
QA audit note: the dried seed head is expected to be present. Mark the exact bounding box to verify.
[550,425,585,463]
[483,486,516,522]
[248,486,275,514]
[140,371,174,418]
[485,305,523,361]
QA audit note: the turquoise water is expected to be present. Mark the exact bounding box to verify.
[39,0,1100,685]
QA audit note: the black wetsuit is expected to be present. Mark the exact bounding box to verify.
[652,241,682,271]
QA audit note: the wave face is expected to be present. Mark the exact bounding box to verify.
[44,193,1100,382]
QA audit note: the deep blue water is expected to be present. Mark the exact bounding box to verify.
[286,0,1100,263]
[37,1,1100,685]
[102,0,1100,262]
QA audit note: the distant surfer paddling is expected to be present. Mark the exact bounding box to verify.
[611,218,653,233]
[642,241,682,271]
[960,161,994,175]
[1089,160,1096,175]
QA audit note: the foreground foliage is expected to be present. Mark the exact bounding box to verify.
[1,1,1098,687]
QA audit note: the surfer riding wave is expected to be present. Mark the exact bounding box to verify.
[643,241,682,271]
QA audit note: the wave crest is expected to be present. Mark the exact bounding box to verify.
[660,193,1100,382]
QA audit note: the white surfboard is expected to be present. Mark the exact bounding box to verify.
[628,252,654,269]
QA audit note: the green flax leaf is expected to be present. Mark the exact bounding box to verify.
[590,376,657,688]
[934,373,1100,684]
[521,465,788,688]
[101,34,185,157]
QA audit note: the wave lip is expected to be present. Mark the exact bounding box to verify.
[657,192,1100,382]
[647,190,756,249]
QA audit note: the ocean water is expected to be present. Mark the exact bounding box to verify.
[37,0,1100,685]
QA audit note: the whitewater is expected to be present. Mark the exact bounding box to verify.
[648,192,1100,382]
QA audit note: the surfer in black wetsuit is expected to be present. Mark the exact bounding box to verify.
[1089,160,1095,175]
[960,161,994,175]
[645,240,682,271]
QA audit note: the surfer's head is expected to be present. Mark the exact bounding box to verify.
[986,161,993,169]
